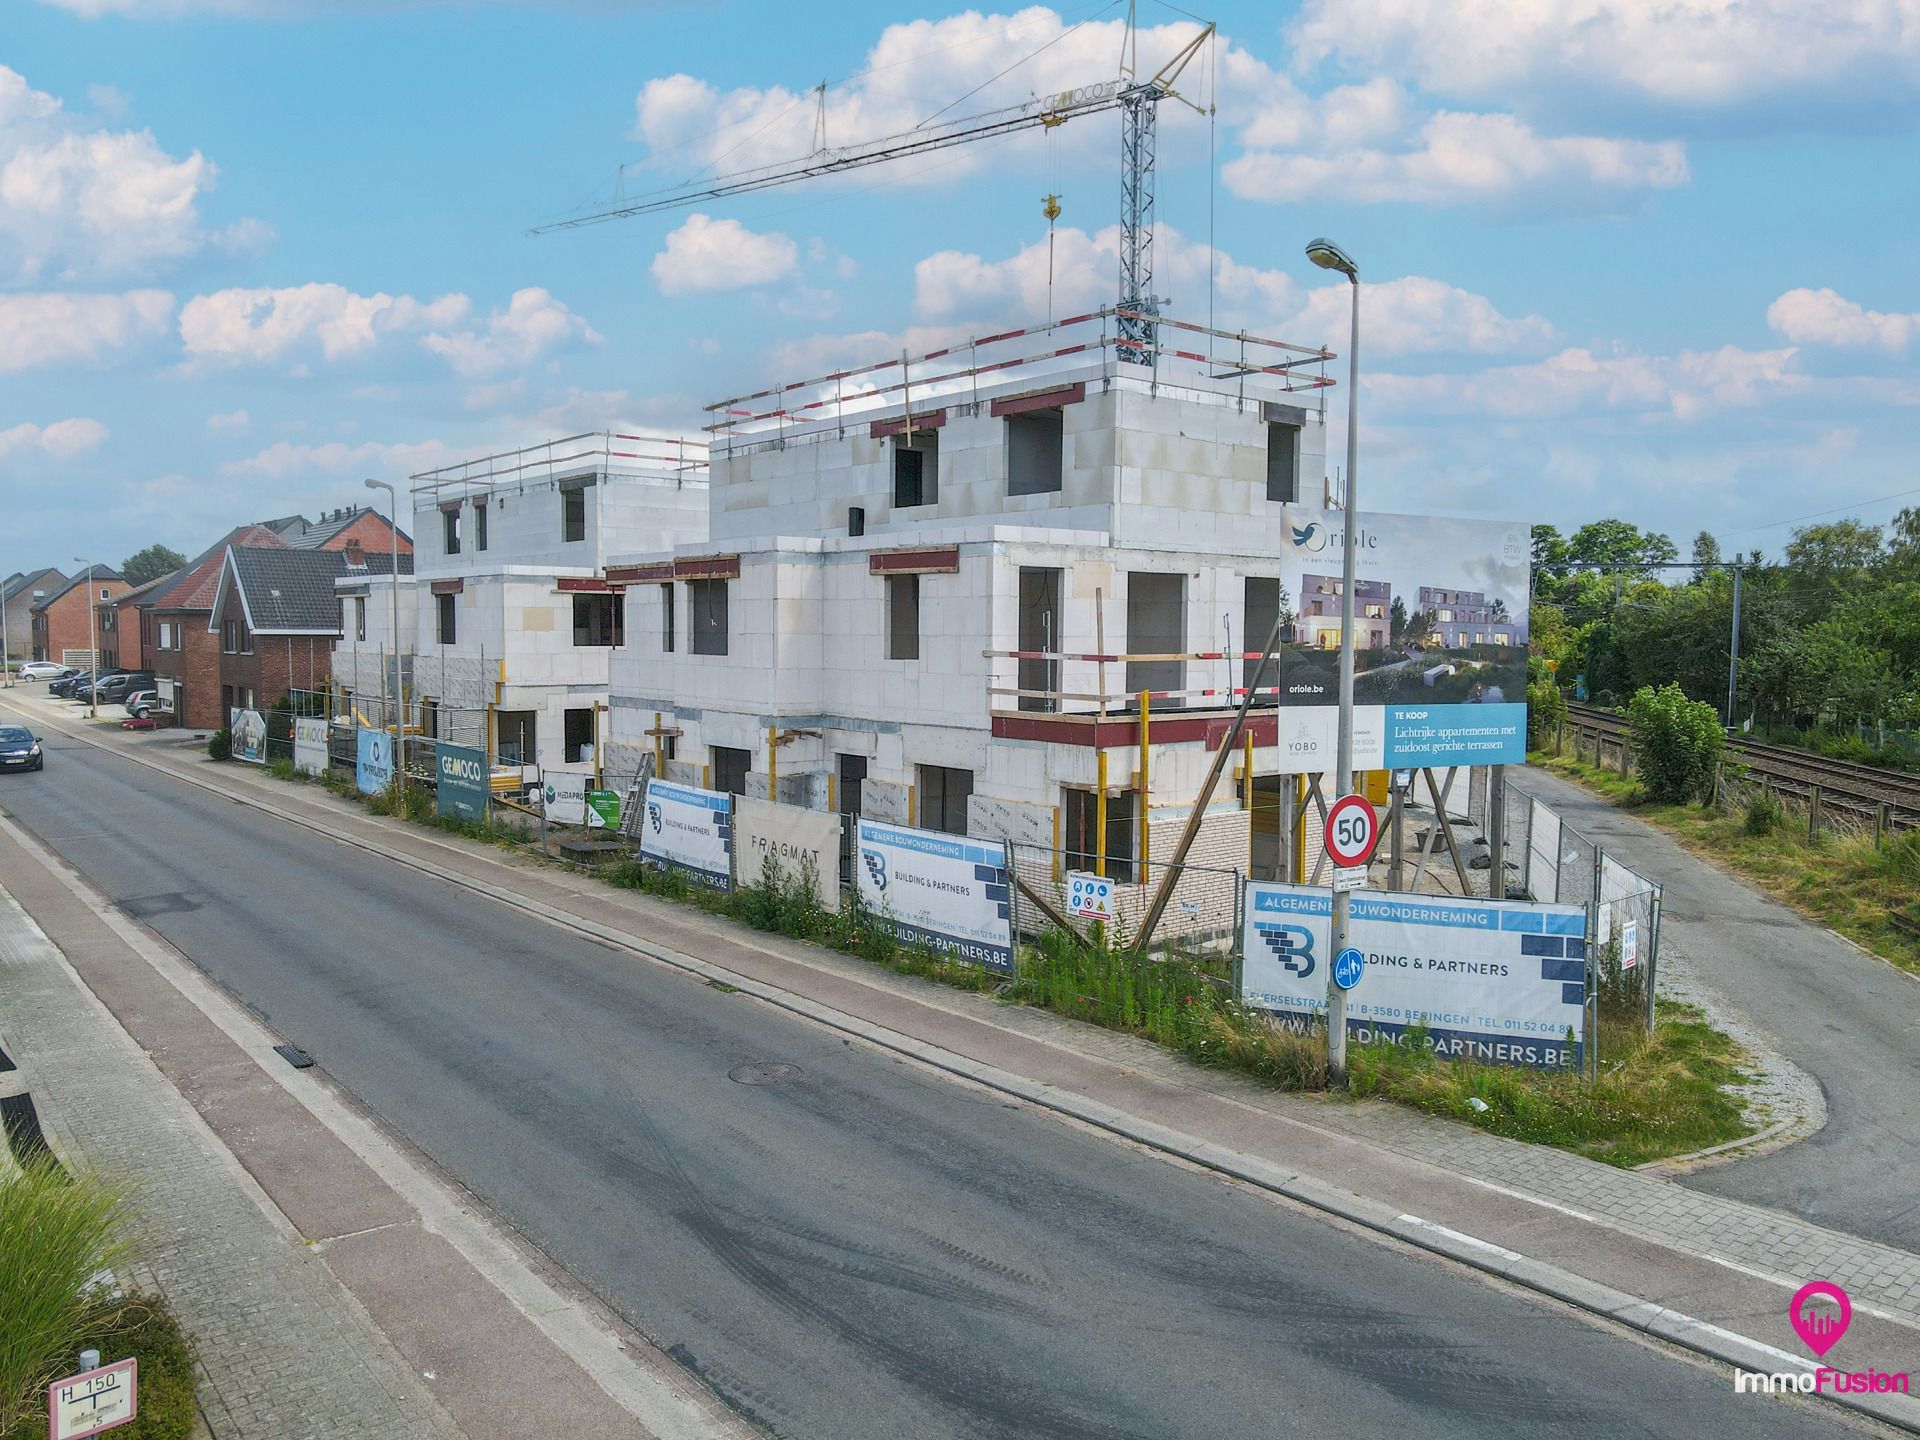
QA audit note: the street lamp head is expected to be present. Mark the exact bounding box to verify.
[1305,237,1358,280]
[363,477,388,493]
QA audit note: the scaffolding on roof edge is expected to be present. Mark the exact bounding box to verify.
[409,430,709,504]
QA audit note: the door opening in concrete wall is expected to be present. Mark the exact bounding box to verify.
[689,579,728,656]
[422,697,439,739]
[893,433,938,508]
[1064,787,1136,883]
[1126,571,1186,706]
[564,706,595,765]
[886,574,920,660]
[1266,423,1300,503]
[837,752,866,884]
[497,710,535,766]
[1243,576,1286,704]
[1006,410,1064,495]
[436,591,457,645]
[659,584,675,652]
[1017,567,1061,713]
[917,764,973,835]
[712,744,751,796]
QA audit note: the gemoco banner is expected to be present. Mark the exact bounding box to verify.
[355,727,394,795]
[733,796,842,911]
[229,707,267,764]
[293,717,329,777]
[1241,883,1588,1070]
[854,818,1012,974]
[640,779,733,890]
[437,743,489,822]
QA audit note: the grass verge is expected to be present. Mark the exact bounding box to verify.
[1532,745,1920,977]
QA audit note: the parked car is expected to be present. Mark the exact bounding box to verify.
[71,670,120,702]
[49,670,91,697]
[124,689,163,719]
[15,660,73,681]
[94,671,154,704]
[0,725,43,772]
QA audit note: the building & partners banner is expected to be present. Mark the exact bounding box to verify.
[1276,508,1530,768]
[1241,883,1588,1070]
[854,819,1013,974]
[293,717,329,777]
[734,796,842,911]
[229,707,267,764]
[437,743,489,822]
[355,726,394,795]
[640,779,733,890]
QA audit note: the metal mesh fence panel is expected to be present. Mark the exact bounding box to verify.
[1007,843,1240,958]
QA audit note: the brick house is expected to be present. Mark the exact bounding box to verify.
[30,569,129,666]
[149,525,289,729]
[2,569,65,669]
[96,571,180,671]
[284,505,412,557]
[210,543,412,717]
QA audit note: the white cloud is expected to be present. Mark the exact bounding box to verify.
[0,289,173,372]
[651,214,799,296]
[0,64,251,280]
[1767,287,1918,353]
[1290,276,1556,355]
[178,283,471,366]
[206,408,249,431]
[0,416,109,459]
[1368,344,1802,420]
[218,437,456,479]
[1226,109,1687,207]
[421,287,601,377]
[1291,0,1920,114]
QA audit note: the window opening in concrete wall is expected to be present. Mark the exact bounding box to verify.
[837,752,866,884]
[1006,410,1064,495]
[354,596,367,642]
[917,764,973,835]
[886,574,920,660]
[689,579,728,656]
[1266,423,1300,503]
[422,697,439,739]
[497,711,536,766]
[1243,576,1284,704]
[437,592,457,645]
[1017,567,1061,713]
[1126,571,1186,706]
[562,487,587,543]
[893,433,938,508]
[573,592,623,647]
[712,745,751,797]
[443,509,461,556]
[564,706,594,765]
[660,584,675,652]
[475,504,488,552]
[1064,787,1136,884]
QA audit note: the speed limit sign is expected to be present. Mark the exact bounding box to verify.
[1324,793,1380,869]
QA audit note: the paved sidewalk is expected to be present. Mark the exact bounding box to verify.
[0,881,461,1440]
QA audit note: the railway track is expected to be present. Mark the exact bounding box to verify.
[1561,702,1920,832]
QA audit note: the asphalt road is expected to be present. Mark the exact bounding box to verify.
[1512,767,1920,1250]
[0,731,1858,1440]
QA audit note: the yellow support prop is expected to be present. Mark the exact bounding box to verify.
[1095,750,1108,879]
[1137,690,1151,888]
[767,724,778,799]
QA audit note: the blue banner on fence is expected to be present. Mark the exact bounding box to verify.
[355,727,393,795]
[854,818,1013,974]
[639,779,733,890]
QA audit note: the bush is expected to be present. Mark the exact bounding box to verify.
[1626,682,1723,803]
[206,728,231,761]
[1526,677,1567,748]
[1744,787,1786,835]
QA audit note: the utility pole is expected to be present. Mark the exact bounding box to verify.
[1307,237,1360,1088]
[74,557,98,717]
[364,479,403,786]
[1725,561,1743,729]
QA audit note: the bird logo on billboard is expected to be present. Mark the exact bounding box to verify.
[1289,522,1326,553]
[861,849,887,891]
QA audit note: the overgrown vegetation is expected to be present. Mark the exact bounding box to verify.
[0,1295,197,1440]
[206,727,230,761]
[1626,682,1723,803]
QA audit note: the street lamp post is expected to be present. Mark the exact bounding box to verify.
[74,557,99,718]
[363,479,403,788]
[1306,237,1360,1088]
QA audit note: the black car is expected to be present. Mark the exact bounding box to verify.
[49,670,90,698]
[94,671,154,704]
[0,725,43,772]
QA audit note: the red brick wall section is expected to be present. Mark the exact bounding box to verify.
[32,579,130,664]
[324,512,414,558]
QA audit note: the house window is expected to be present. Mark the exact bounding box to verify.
[159,622,172,649]
[1266,423,1300,503]
[1064,787,1136,884]
[475,504,488,551]
[1006,410,1064,495]
[564,706,595,765]
[355,596,367,642]
[100,587,110,600]
[660,583,675,652]
[572,592,622,647]
[562,487,587,543]
[711,745,751,797]
[437,592,457,645]
[893,433,938,507]
[688,579,728,656]
[886,574,920,660]
[222,618,238,654]
[917,764,973,835]
[443,508,462,556]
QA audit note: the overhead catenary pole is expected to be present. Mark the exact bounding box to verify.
[1306,236,1361,1088]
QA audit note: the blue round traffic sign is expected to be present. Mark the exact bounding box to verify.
[1333,946,1365,991]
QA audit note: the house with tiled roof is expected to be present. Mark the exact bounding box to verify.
[30,569,129,667]
[97,570,181,671]
[2,568,65,670]
[149,523,290,728]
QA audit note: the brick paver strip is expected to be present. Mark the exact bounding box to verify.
[0,885,459,1440]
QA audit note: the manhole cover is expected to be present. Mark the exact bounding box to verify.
[728,1061,801,1086]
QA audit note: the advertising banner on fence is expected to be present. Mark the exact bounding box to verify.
[355,727,394,794]
[437,743,489,822]
[855,818,1013,973]
[586,789,621,830]
[640,779,733,889]
[542,772,587,826]
[293,717,329,777]
[733,796,842,910]
[1276,508,1530,768]
[228,707,267,764]
[1241,882,1588,1070]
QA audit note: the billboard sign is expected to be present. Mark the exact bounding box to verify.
[734,796,842,910]
[585,789,621,830]
[855,819,1013,973]
[1277,508,1530,768]
[293,717,329,777]
[640,779,733,889]
[437,743,490,822]
[542,773,587,825]
[1242,883,1588,1070]
[355,727,393,794]
[228,707,267,764]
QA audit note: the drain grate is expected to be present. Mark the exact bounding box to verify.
[728,1061,801,1086]
[273,1044,316,1070]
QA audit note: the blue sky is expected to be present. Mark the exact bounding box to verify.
[4,0,1918,578]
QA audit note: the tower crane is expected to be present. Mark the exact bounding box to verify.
[534,8,1214,362]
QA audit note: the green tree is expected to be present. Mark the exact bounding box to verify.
[1566,519,1678,574]
[1690,530,1722,576]
[1388,595,1409,645]
[1626,683,1723,803]
[120,543,186,586]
